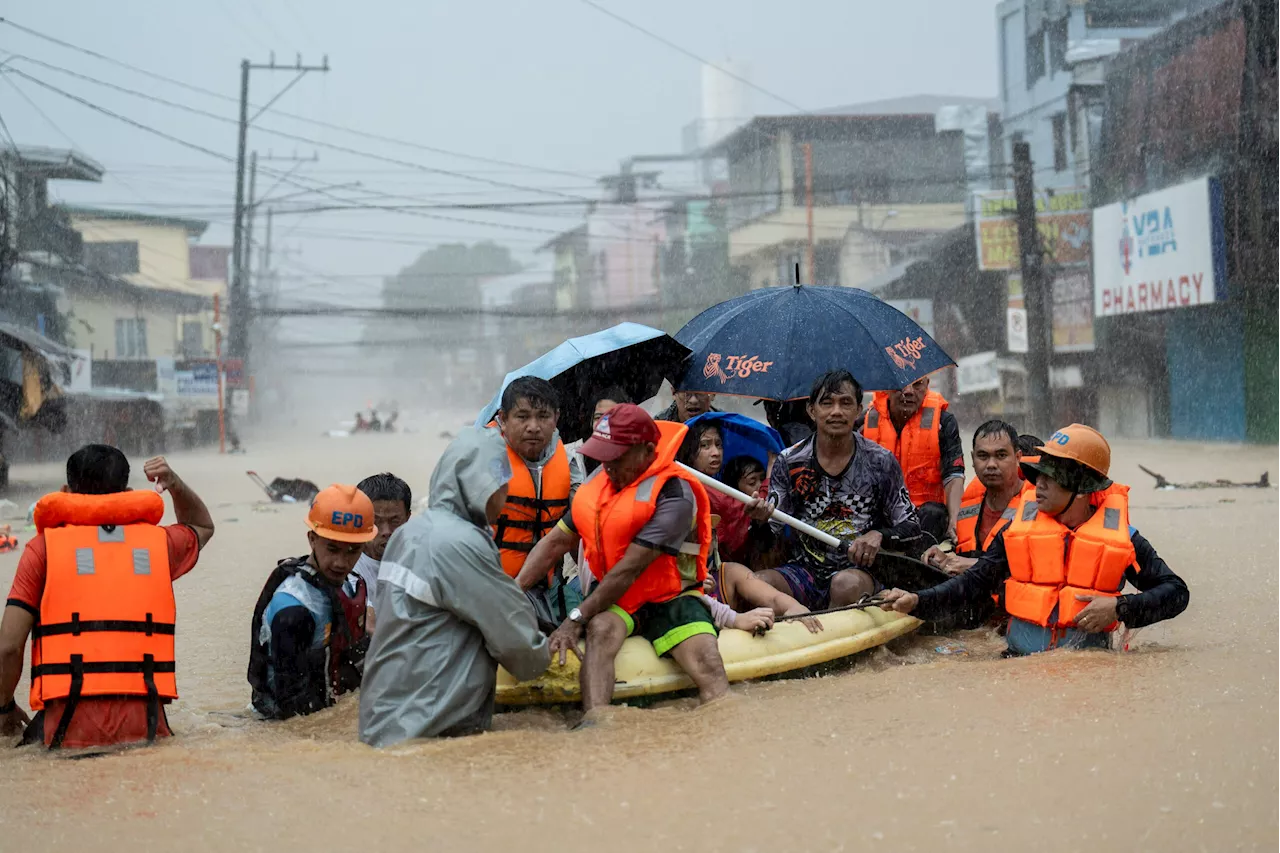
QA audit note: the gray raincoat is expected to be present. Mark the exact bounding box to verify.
[358,428,550,747]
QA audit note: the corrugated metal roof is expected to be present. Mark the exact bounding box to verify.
[0,146,104,182]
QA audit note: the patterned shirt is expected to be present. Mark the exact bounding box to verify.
[768,433,921,581]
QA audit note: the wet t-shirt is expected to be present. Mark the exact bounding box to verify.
[975,501,1008,552]
[768,433,920,582]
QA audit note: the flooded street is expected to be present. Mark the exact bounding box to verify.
[1,423,1275,852]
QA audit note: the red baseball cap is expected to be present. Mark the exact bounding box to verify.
[581,403,661,462]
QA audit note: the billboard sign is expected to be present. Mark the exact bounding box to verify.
[974,187,1091,271]
[1007,270,1096,354]
[1092,176,1228,317]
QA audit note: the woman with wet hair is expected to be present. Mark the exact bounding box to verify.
[676,422,821,635]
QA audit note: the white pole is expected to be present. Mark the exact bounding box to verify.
[677,462,842,549]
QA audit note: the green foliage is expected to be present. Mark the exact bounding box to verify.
[382,241,522,310]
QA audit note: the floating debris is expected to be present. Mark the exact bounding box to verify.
[1139,466,1271,490]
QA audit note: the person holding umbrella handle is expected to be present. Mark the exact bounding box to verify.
[753,371,924,611]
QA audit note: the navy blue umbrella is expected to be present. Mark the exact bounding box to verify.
[475,323,690,443]
[673,284,954,400]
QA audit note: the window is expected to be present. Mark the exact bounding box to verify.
[1048,17,1068,73]
[182,321,204,358]
[1085,0,1171,29]
[1052,114,1069,172]
[1026,30,1046,87]
[84,241,140,275]
[115,317,148,358]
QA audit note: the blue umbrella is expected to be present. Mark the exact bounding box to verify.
[475,323,690,443]
[683,412,784,478]
[673,284,955,400]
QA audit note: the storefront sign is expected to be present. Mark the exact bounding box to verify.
[956,351,1002,395]
[1007,270,1096,354]
[1092,176,1227,317]
[973,188,1091,271]
[1006,307,1028,353]
[176,362,218,397]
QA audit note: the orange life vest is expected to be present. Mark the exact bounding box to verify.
[1002,484,1134,631]
[954,478,1033,556]
[571,420,712,615]
[493,440,572,579]
[29,490,177,744]
[862,390,948,506]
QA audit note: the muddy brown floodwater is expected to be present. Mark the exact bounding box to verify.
[0,421,1276,852]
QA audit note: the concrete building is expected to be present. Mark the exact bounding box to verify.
[59,206,214,361]
[995,0,1198,188]
[706,95,996,292]
[1088,0,1277,442]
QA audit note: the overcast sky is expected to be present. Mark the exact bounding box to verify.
[2,0,999,309]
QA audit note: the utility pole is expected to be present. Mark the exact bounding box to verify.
[1012,141,1052,437]
[243,151,259,303]
[260,206,273,282]
[803,143,815,284]
[228,54,329,374]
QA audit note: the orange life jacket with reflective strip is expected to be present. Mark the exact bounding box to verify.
[493,440,572,579]
[29,490,177,745]
[862,390,948,506]
[572,421,712,614]
[954,478,1033,556]
[1002,484,1134,631]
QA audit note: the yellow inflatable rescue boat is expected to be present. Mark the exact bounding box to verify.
[496,604,921,706]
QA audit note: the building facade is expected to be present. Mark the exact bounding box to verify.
[995,0,1197,188]
[709,96,994,293]
[1089,0,1277,442]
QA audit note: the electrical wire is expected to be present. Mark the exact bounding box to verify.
[2,70,593,239]
[0,58,594,203]
[0,17,597,182]
[576,0,805,113]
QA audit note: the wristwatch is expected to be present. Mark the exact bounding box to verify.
[568,607,586,626]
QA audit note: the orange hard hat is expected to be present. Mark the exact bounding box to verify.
[306,484,378,543]
[1021,424,1112,494]
[1037,424,1111,477]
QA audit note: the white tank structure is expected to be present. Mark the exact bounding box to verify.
[696,60,753,182]
[700,59,753,148]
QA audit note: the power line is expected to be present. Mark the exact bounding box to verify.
[211,0,274,52]
[2,71,223,295]
[241,4,293,51]
[278,0,321,52]
[258,299,704,320]
[1,71,77,148]
[2,70,588,239]
[1,57,595,203]
[0,17,597,182]
[576,0,805,113]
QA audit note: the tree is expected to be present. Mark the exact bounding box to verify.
[382,241,522,311]
[367,241,524,406]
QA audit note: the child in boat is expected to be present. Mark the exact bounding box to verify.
[677,421,821,634]
[721,455,777,567]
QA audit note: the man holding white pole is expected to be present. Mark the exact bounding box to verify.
[755,371,924,610]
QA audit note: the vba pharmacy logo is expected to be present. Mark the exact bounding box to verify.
[1119,199,1178,275]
